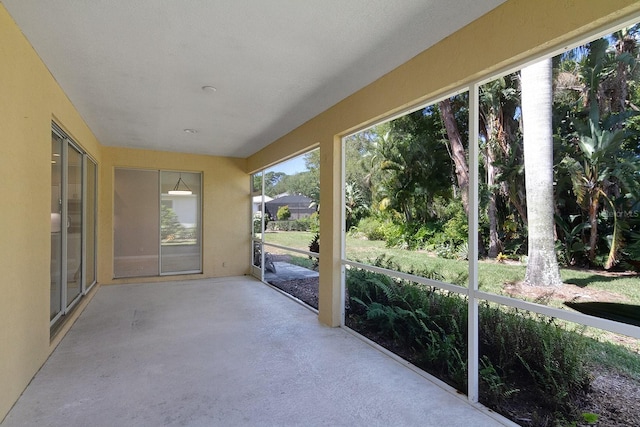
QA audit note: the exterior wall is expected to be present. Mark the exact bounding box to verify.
[246,0,640,326]
[0,4,103,419]
[99,147,249,285]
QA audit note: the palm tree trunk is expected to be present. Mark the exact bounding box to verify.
[588,193,599,263]
[487,149,500,258]
[439,98,469,214]
[521,58,563,287]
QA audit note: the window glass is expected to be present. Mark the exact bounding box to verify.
[161,171,201,274]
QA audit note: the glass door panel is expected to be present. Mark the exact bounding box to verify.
[114,169,160,277]
[66,145,83,305]
[50,132,63,320]
[85,159,97,288]
[160,171,201,274]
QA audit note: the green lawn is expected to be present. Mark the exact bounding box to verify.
[263,230,640,305]
[264,230,640,374]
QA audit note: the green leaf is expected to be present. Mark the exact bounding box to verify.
[581,412,599,424]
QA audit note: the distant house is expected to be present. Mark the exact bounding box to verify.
[252,195,273,215]
[265,194,316,219]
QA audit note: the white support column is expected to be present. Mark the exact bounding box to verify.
[467,82,480,403]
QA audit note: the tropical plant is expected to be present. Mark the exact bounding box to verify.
[344,181,369,231]
[308,233,319,270]
[479,72,522,258]
[559,36,640,268]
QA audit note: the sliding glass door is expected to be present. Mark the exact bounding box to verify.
[113,169,160,277]
[114,168,202,278]
[51,132,63,321]
[50,124,97,328]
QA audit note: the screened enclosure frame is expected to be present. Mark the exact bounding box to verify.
[249,151,320,284]
[339,12,640,404]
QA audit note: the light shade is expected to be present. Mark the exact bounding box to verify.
[168,174,192,195]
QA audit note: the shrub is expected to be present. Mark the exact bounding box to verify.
[383,221,441,250]
[252,211,269,234]
[276,205,291,220]
[347,256,468,389]
[346,258,592,425]
[479,304,590,418]
[308,212,320,233]
[267,219,310,231]
[355,217,386,240]
[308,233,319,269]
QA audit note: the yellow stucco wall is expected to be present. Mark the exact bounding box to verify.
[0,4,103,419]
[99,147,249,285]
[246,0,640,325]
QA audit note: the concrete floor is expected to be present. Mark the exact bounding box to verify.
[2,277,514,427]
[264,261,319,284]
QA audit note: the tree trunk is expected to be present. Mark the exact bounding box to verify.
[587,192,599,263]
[487,148,500,258]
[439,98,469,214]
[521,59,563,287]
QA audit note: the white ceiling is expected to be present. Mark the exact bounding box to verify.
[4,0,504,158]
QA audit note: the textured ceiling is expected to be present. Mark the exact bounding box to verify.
[3,0,505,158]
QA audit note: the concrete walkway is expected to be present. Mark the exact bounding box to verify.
[264,261,319,284]
[2,277,513,427]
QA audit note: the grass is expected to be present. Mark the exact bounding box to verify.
[264,230,640,303]
[265,230,640,348]
[263,231,314,252]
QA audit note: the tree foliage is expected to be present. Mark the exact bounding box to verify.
[340,25,640,272]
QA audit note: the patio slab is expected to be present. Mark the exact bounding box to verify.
[264,261,319,284]
[1,277,513,427]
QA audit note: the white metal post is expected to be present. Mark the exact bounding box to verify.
[468,83,480,403]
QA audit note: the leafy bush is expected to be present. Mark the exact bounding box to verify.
[346,257,592,425]
[276,205,291,220]
[384,221,440,250]
[266,213,319,232]
[267,219,310,231]
[252,211,269,234]
[479,304,590,418]
[308,233,319,269]
[355,217,386,240]
[308,212,320,233]
[347,256,468,389]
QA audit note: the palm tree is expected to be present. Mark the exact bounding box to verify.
[557,35,640,268]
[375,110,453,224]
[479,74,522,258]
[521,58,563,286]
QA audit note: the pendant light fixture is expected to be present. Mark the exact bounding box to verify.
[168,173,193,195]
